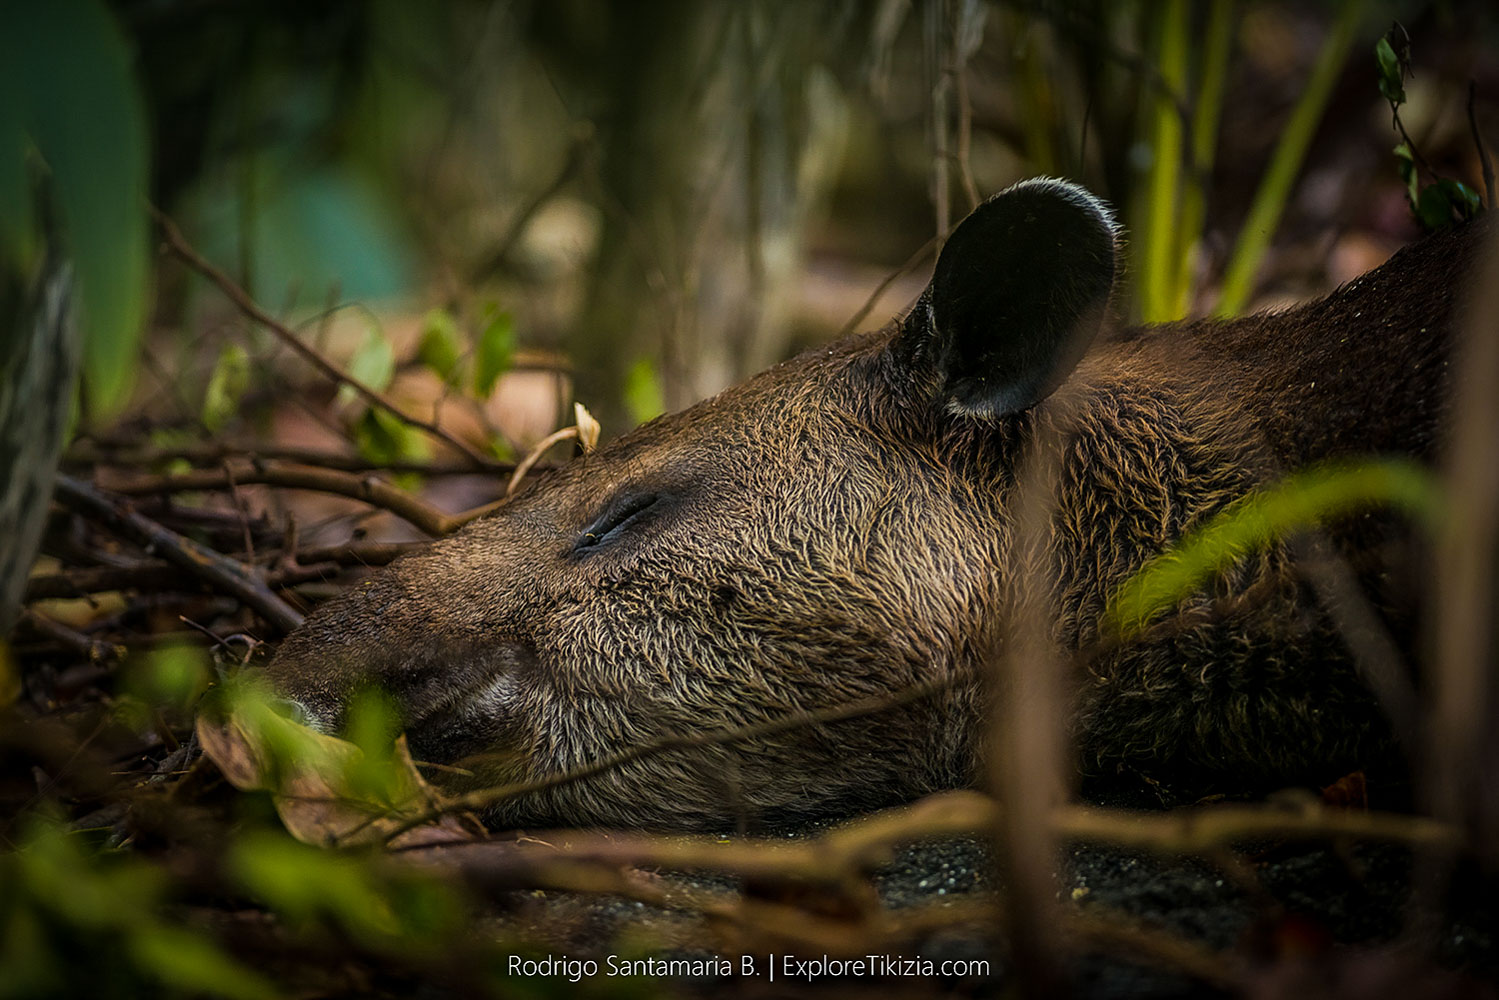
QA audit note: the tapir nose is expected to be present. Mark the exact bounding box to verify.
[263,568,539,747]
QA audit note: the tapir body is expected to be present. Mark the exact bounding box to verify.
[267,180,1484,829]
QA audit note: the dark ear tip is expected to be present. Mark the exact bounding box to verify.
[940,177,1120,285]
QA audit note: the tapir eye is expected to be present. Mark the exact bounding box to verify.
[575,492,662,552]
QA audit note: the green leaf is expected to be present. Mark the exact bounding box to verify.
[337,323,395,407]
[1,0,151,415]
[343,688,407,806]
[472,308,514,398]
[1109,459,1442,637]
[351,406,428,466]
[128,925,277,1000]
[201,343,250,431]
[123,644,210,713]
[624,357,665,426]
[1436,178,1482,219]
[417,308,462,383]
[229,831,402,943]
[1414,181,1479,230]
[1374,36,1405,105]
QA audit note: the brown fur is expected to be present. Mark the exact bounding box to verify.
[267,192,1485,829]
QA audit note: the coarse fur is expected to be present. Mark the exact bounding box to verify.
[267,179,1485,829]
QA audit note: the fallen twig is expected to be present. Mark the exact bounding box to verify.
[51,475,305,634]
[106,461,504,537]
[68,440,497,476]
[17,609,125,663]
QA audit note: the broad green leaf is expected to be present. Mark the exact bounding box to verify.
[228,830,462,951]
[0,903,56,1000]
[201,343,250,431]
[196,671,480,848]
[343,688,407,807]
[1109,459,1441,637]
[472,308,514,398]
[1,0,151,414]
[229,831,398,938]
[417,307,462,382]
[1414,180,1479,230]
[624,357,665,426]
[1416,184,1453,229]
[337,323,395,407]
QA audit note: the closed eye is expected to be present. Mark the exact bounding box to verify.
[575,493,662,551]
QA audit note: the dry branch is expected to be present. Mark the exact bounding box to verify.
[23,541,422,603]
[50,475,305,634]
[68,440,497,476]
[106,461,507,537]
[409,790,1459,892]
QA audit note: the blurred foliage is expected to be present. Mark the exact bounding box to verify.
[1,812,277,1000]
[1,0,149,414]
[1109,458,1443,637]
[0,664,545,997]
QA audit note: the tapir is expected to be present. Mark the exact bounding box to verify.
[266,178,1483,829]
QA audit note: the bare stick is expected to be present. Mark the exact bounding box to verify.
[413,790,1460,876]
[51,475,305,634]
[24,543,422,602]
[69,439,495,476]
[106,461,505,537]
[17,609,124,663]
[150,207,499,470]
[505,426,577,496]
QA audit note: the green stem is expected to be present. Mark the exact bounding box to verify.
[1214,0,1368,317]
[1140,0,1188,323]
[1176,0,1235,316]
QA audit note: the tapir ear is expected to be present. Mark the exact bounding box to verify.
[895,177,1118,419]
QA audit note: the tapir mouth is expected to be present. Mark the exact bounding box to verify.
[397,641,537,769]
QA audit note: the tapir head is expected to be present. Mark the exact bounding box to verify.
[266,179,1121,829]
